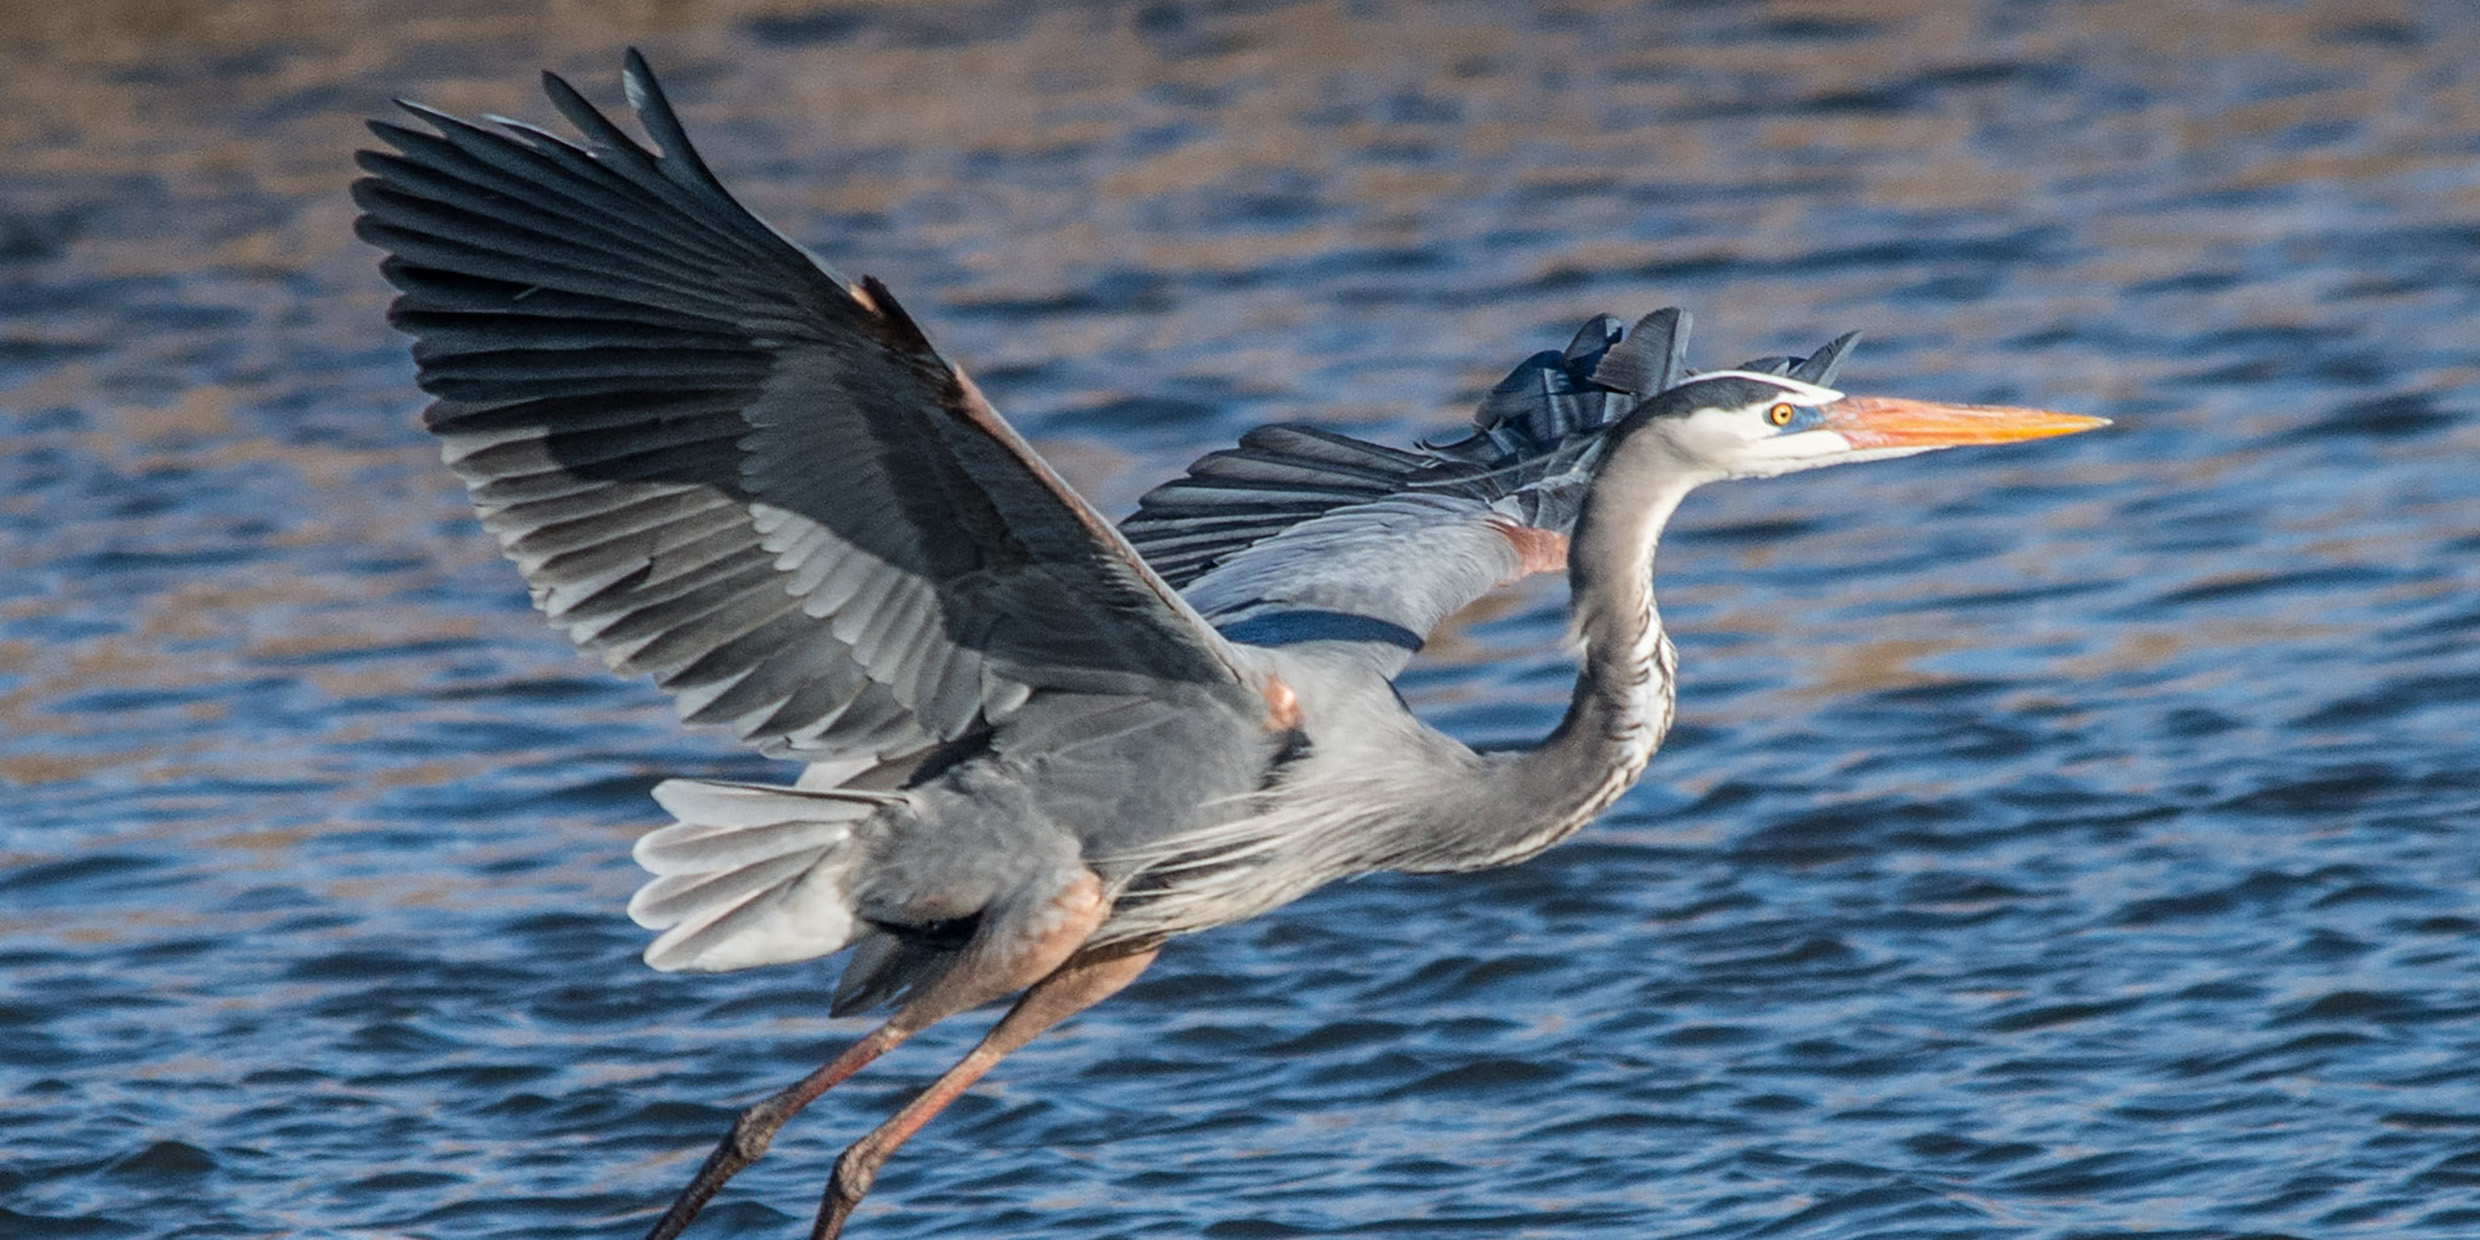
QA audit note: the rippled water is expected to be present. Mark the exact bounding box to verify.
[7,2,2480,1237]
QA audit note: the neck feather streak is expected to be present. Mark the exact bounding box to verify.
[1403,469,1693,873]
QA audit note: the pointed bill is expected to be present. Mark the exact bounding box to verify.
[1819,396,2111,448]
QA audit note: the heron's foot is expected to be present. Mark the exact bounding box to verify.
[723,1092,797,1161]
[808,1148,879,1240]
[640,1024,911,1240]
[639,1094,791,1240]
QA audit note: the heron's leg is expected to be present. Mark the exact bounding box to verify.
[809,944,1160,1240]
[638,1024,909,1240]
[641,870,1116,1240]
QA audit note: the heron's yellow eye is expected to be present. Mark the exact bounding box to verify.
[1768,402,1796,426]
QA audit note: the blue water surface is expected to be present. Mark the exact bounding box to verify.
[5,3,2480,1238]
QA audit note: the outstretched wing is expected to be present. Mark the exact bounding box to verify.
[1123,313,1644,589]
[355,51,1245,763]
[1122,310,1861,675]
[1120,311,1654,674]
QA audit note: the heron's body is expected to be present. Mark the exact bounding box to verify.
[354,52,2105,1240]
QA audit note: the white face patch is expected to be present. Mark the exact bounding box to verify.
[1660,371,1880,479]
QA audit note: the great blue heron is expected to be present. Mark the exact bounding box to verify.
[353,51,2106,1240]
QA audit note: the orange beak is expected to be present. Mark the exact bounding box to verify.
[1818,396,2111,448]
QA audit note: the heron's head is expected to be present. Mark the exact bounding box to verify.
[1620,369,2108,482]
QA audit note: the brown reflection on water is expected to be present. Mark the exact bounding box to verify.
[8,0,2477,924]
[12,0,2471,420]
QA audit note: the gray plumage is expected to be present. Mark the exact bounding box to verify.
[354,52,2105,1240]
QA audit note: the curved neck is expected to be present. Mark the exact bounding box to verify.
[1522,457,1695,826]
[1404,442,1701,874]
[1543,473,1689,776]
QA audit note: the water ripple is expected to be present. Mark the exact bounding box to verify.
[8,2,2480,1238]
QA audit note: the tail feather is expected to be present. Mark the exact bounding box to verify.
[631,848,830,925]
[647,777,892,829]
[635,817,847,876]
[628,778,895,972]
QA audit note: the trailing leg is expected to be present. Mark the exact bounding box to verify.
[810,944,1160,1240]
[641,869,1116,1240]
[639,1023,909,1240]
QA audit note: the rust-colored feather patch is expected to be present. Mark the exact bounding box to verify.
[1260,673,1303,732]
[1489,517,1570,581]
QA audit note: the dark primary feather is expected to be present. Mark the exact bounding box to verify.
[1580,305,1689,397]
[1728,329,1864,385]
[354,50,1245,764]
